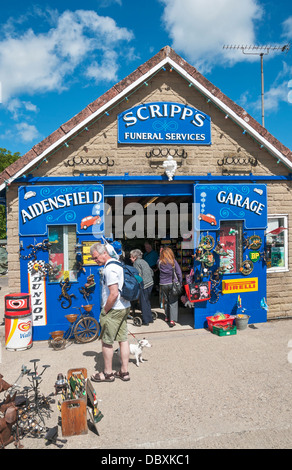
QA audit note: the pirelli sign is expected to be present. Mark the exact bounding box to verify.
[222,278,258,294]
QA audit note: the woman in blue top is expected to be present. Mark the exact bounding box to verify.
[158,247,183,327]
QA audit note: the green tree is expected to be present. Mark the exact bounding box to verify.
[0,148,21,239]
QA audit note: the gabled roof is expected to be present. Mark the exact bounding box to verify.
[1,45,291,191]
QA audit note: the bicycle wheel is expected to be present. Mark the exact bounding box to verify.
[74,316,100,343]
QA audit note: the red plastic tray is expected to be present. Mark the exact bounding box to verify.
[206,315,235,332]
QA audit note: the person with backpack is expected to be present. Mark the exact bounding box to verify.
[89,242,131,382]
[130,249,154,325]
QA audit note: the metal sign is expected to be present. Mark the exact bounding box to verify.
[19,185,104,236]
[28,270,47,326]
[194,184,267,230]
[222,277,258,294]
[118,102,211,145]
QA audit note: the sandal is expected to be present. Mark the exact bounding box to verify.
[165,317,169,322]
[114,370,130,381]
[169,321,175,327]
[91,372,115,383]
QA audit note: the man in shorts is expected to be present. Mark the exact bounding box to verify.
[90,242,130,382]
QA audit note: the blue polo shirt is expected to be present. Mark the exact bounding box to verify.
[143,250,159,268]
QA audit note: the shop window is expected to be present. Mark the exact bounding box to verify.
[266,216,288,272]
[48,225,77,282]
[219,221,243,274]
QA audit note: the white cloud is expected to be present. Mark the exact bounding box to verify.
[85,50,119,83]
[239,61,292,114]
[6,98,38,120]
[160,0,263,72]
[15,122,40,142]
[282,16,292,39]
[99,0,122,6]
[0,9,134,103]
[264,84,289,112]
[263,60,292,112]
[0,8,134,146]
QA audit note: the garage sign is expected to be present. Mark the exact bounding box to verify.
[194,184,267,230]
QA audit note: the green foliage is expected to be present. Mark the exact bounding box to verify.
[0,147,21,173]
[0,148,21,239]
[0,205,6,239]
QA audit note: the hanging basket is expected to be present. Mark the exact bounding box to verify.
[82,304,93,312]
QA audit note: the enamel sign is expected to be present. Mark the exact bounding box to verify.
[222,277,258,294]
[28,270,47,326]
[19,185,104,236]
[194,184,267,230]
[118,102,211,145]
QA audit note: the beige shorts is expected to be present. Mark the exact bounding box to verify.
[99,307,130,345]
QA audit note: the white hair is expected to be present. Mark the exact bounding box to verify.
[130,249,143,259]
[90,243,106,256]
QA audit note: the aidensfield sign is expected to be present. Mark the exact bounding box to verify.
[118,102,211,145]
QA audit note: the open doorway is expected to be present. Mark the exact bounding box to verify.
[104,193,195,328]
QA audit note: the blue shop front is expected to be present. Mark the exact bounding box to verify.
[17,101,268,340]
[18,179,267,340]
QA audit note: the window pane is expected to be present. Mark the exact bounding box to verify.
[266,217,287,269]
[48,225,77,282]
[219,221,243,273]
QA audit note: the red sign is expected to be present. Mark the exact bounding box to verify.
[219,226,237,273]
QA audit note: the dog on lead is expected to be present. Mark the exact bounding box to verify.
[115,338,152,367]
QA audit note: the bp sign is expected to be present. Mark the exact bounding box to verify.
[249,251,261,263]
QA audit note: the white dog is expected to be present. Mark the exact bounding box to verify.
[115,338,152,367]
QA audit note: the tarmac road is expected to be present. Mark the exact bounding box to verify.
[1,274,292,450]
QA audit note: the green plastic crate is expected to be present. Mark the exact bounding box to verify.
[212,324,237,336]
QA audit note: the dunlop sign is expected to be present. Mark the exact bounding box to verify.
[222,277,258,294]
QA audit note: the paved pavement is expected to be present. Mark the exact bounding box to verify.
[1,274,292,450]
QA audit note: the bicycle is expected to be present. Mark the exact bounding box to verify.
[49,304,100,350]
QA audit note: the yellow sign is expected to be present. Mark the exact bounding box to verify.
[222,277,258,294]
[82,241,101,266]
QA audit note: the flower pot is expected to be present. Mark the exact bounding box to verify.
[82,304,93,312]
[65,314,78,323]
[50,330,64,339]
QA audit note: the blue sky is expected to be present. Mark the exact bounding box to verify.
[0,0,291,156]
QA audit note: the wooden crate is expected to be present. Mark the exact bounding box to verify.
[61,399,88,437]
[61,368,88,437]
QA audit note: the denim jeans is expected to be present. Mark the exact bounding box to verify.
[139,285,153,324]
[160,284,179,322]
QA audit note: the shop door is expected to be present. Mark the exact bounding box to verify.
[192,184,267,329]
[18,184,104,340]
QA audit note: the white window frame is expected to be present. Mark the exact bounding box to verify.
[63,225,69,271]
[266,214,288,273]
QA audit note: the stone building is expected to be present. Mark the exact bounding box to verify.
[0,46,291,339]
